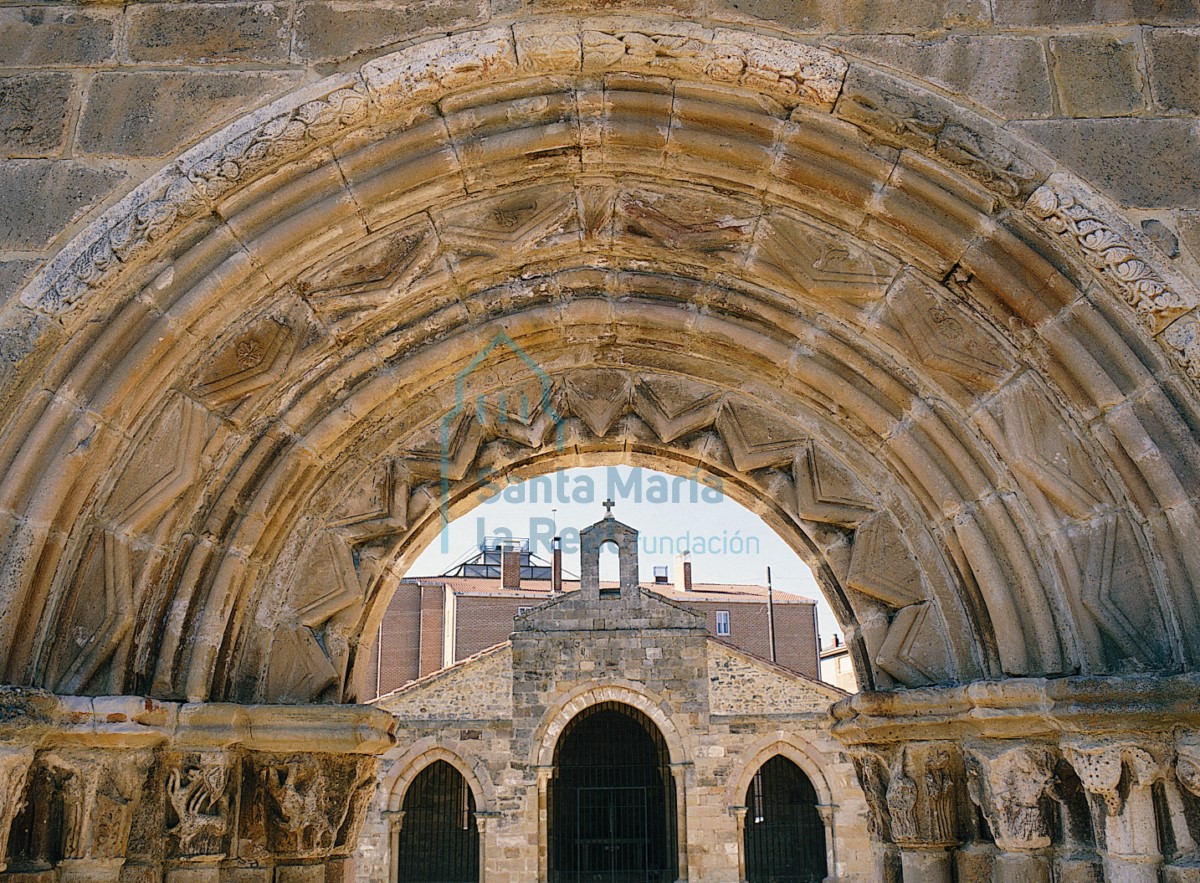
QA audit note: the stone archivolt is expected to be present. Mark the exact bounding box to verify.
[1,15,1197,702]
[1,16,1200,883]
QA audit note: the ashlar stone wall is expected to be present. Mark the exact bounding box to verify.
[7,1,1200,309]
[359,587,867,882]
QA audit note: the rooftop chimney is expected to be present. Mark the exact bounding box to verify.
[674,552,693,592]
[653,565,669,584]
[551,536,563,594]
[501,549,522,590]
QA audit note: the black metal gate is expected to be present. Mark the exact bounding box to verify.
[396,760,479,883]
[744,755,827,883]
[550,702,678,883]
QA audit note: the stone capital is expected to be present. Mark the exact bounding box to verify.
[965,745,1056,852]
[1063,742,1166,816]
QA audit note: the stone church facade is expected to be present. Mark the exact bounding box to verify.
[355,514,866,882]
[4,3,1200,882]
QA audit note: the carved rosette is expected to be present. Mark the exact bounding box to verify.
[966,746,1056,851]
[1064,743,1162,817]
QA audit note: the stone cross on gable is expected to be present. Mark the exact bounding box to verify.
[603,498,615,518]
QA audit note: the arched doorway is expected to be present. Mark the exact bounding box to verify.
[396,760,479,883]
[744,756,827,883]
[550,702,678,882]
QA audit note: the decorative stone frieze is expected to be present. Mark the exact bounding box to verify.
[0,690,394,878]
[1028,178,1198,331]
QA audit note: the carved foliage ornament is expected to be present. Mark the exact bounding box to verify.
[1065,743,1160,816]
[1028,185,1193,332]
[517,22,847,106]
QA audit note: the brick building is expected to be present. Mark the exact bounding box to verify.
[364,539,821,697]
[354,513,868,883]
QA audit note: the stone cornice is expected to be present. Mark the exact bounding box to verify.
[0,688,397,754]
[831,671,1200,745]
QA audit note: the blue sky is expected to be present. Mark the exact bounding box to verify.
[406,465,842,643]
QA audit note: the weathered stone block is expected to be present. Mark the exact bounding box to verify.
[994,0,1200,25]
[294,0,488,64]
[0,300,63,422]
[0,160,126,250]
[708,0,990,33]
[0,260,37,304]
[0,7,115,65]
[275,867,324,883]
[1178,211,1200,261]
[78,71,304,158]
[127,3,291,64]
[1147,27,1200,113]
[0,73,73,155]
[1050,34,1146,117]
[832,35,1052,119]
[1017,119,1200,208]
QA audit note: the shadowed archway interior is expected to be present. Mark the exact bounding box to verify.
[549,701,677,883]
[744,755,827,883]
[396,760,480,883]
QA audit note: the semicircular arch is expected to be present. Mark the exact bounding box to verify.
[531,681,689,768]
[1,19,1198,709]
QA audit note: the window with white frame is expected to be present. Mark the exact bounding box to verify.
[517,606,532,615]
[715,610,731,636]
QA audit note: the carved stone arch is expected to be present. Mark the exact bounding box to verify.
[726,736,835,810]
[1,17,1198,715]
[531,681,689,769]
[383,741,494,814]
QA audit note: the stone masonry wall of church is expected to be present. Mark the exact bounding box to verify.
[6,1,1200,313]
[361,589,869,882]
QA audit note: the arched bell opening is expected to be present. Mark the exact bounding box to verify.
[743,755,828,883]
[396,759,480,883]
[549,701,678,883]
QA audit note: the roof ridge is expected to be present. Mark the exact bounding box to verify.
[369,640,511,703]
[707,637,850,699]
